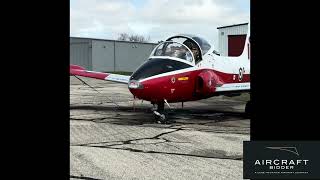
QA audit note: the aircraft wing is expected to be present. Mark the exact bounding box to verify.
[70,64,130,84]
[215,82,250,92]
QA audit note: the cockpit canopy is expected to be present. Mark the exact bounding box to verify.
[152,41,194,63]
[150,34,212,65]
[166,34,212,55]
[131,34,212,81]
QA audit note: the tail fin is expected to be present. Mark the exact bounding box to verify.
[240,23,250,59]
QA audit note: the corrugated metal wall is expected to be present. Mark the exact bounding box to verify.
[218,24,248,56]
[91,40,115,72]
[70,38,92,70]
[114,42,156,72]
[70,37,158,72]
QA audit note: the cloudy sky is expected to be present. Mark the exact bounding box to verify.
[70,0,249,48]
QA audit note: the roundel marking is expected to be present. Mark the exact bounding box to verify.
[171,76,176,83]
[239,67,244,81]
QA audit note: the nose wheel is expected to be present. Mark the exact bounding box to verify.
[153,101,173,124]
[153,111,166,123]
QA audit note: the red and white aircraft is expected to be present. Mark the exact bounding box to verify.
[70,26,250,123]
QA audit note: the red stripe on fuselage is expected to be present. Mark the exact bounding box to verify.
[211,69,250,83]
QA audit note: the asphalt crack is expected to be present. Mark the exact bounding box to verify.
[70,175,103,180]
[73,127,184,147]
[71,127,242,161]
[72,145,242,161]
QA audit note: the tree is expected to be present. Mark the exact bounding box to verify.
[117,33,150,42]
[118,33,129,41]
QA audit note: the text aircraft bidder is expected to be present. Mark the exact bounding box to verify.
[70,27,251,123]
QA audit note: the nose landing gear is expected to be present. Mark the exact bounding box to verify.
[153,111,166,123]
[153,101,166,124]
[153,101,174,124]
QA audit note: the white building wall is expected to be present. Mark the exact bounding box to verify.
[218,24,248,56]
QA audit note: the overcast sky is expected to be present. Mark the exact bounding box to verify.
[70,0,249,49]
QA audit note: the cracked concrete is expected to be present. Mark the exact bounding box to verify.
[70,76,250,180]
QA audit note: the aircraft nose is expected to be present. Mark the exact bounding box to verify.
[128,80,147,99]
[128,80,144,89]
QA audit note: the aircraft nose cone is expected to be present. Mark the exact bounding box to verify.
[128,80,146,99]
[128,80,156,102]
[128,80,144,89]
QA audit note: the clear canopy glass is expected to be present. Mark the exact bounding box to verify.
[166,34,212,55]
[191,36,211,55]
[152,41,194,62]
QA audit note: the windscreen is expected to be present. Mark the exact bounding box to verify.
[130,58,192,81]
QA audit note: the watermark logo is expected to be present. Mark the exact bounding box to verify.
[266,146,299,156]
[244,141,320,179]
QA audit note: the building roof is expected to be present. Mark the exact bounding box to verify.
[70,37,158,45]
[217,23,249,29]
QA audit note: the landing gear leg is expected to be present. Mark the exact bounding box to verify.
[153,101,168,124]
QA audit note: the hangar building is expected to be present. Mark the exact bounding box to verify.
[217,23,248,56]
[70,37,158,72]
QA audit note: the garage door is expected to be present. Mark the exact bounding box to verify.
[228,35,246,56]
